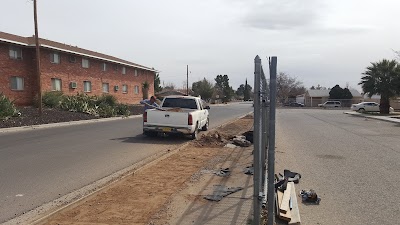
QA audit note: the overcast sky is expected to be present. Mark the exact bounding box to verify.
[1,0,400,91]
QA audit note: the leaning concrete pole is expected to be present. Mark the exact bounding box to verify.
[267,56,277,225]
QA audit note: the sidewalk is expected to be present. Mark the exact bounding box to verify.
[344,111,400,124]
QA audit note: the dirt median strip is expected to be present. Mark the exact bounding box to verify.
[32,115,253,225]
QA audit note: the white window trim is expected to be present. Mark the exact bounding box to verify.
[9,46,23,60]
[134,69,138,77]
[50,52,60,64]
[11,76,24,90]
[122,84,128,93]
[134,85,139,94]
[122,67,126,75]
[83,81,92,92]
[102,63,107,71]
[51,78,62,91]
[102,83,109,93]
[82,58,90,68]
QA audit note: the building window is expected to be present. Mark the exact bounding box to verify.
[102,83,109,93]
[51,78,62,91]
[50,52,60,64]
[83,81,91,92]
[9,46,22,60]
[102,63,107,71]
[11,76,24,90]
[114,65,118,71]
[134,85,139,94]
[134,69,138,76]
[122,84,128,93]
[82,58,90,68]
[69,55,76,63]
[122,67,126,75]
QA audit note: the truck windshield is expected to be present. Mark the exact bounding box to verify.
[162,98,198,109]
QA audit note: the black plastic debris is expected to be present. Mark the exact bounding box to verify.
[214,168,231,177]
[284,169,301,183]
[204,185,244,201]
[274,169,302,191]
[243,131,253,143]
[243,166,254,175]
[300,189,321,204]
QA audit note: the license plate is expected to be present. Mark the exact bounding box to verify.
[162,127,172,132]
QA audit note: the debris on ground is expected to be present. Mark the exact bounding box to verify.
[214,168,231,177]
[204,185,243,202]
[232,135,252,147]
[275,170,302,190]
[192,131,231,147]
[243,166,254,175]
[300,189,321,204]
[224,143,237,148]
[242,130,254,143]
[276,182,301,224]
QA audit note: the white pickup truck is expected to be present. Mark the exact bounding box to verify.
[143,96,210,139]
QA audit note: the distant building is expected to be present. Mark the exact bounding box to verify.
[305,89,362,107]
[0,31,156,105]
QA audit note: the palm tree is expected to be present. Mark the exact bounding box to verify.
[359,59,400,114]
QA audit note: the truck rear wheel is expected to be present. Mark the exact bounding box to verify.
[202,118,209,131]
[191,123,199,140]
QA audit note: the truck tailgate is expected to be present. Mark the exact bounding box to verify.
[146,110,189,127]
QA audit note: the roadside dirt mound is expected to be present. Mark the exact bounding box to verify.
[192,131,232,148]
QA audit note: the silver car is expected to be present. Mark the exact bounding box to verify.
[318,101,341,108]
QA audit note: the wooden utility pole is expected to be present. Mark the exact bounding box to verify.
[34,0,43,115]
[186,65,189,95]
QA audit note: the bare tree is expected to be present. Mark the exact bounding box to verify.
[277,72,306,103]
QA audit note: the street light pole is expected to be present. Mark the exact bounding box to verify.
[186,65,189,95]
[33,0,42,115]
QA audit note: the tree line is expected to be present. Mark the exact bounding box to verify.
[153,56,400,114]
[155,74,253,103]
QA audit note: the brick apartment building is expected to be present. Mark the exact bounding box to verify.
[0,31,156,106]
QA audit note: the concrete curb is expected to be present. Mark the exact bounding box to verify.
[0,115,143,134]
[343,111,400,124]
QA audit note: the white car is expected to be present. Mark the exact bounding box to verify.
[318,101,341,108]
[351,102,394,113]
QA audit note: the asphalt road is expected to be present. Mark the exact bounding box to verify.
[275,108,400,225]
[0,102,252,223]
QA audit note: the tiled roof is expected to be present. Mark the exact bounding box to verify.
[0,31,155,72]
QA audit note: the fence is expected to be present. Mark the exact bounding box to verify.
[252,56,277,225]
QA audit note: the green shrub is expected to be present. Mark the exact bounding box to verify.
[98,102,116,117]
[116,103,130,117]
[0,93,18,119]
[44,92,129,118]
[97,94,117,107]
[42,91,64,108]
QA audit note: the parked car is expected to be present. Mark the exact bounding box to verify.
[143,95,210,139]
[318,101,341,108]
[351,102,394,113]
[289,102,304,107]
